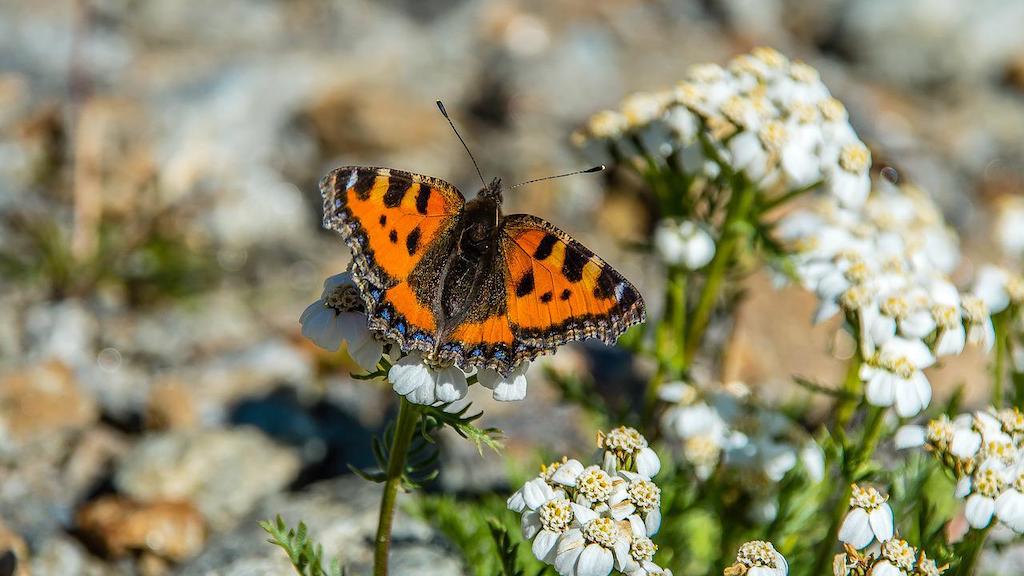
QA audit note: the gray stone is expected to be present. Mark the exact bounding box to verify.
[115,428,301,531]
[179,476,462,576]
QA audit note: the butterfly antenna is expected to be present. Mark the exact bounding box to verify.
[436,100,487,188]
[508,165,606,190]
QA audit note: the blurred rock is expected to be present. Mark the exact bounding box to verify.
[64,426,131,499]
[22,300,96,367]
[180,476,462,576]
[145,380,199,431]
[0,519,29,576]
[114,428,301,531]
[836,0,1024,88]
[0,361,98,452]
[28,535,115,576]
[76,496,205,562]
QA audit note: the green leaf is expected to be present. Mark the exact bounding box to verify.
[260,515,346,576]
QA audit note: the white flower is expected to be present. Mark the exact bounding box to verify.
[478,362,530,401]
[654,219,716,269]
[554,507,631,576]
[613,471,662,536]
[524,496,575,564]
[995,468,1024,533]
[598,426,661,479]
[799,442,825,483]
[388,353,468,406]
[971,265,1015,316]
[728,540,788,576]
[624,535,671,576]
[996,196,1024,259]
[838,484,894,549]
[860,337,935,417]
[871,539,918,576]
[963,463,1007,529]
[824,143,871,209]
[960,294,995,352]
[299,272,383,371]
[929,280,966,357]
[894,425,926,449]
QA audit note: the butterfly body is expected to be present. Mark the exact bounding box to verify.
[321,166,645,375]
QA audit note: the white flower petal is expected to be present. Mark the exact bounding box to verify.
[965,494,996,529]
[868,504,894,542]
[576,544,614,576]
[478,362,530,401]
[552,460,585,486]
[894,425,926,449]
[838,508,873,549]
[636,447,661,478]
[532,529,561,564]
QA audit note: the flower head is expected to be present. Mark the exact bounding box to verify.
[299,272,383,371]
[724,540,788,576]
[838,484,894,549]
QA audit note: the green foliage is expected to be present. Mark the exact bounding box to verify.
[0,202,219,304]
[259,515,345,576]
[413,494,551,576]
[351,401,502,489]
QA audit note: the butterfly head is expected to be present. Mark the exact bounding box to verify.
[477,177,504,204]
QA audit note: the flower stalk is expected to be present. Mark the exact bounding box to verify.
[955,525,991,576]
[993,311,1008,409]
[813,405,886,575]
[374,397,420,576]
[683,181,757,365]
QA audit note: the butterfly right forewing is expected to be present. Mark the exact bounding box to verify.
[320,166,466,353]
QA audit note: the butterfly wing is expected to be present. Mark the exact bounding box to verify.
[446,214,645,374]
[321,166,465,352]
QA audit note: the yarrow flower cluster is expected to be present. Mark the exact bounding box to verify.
[777,182,981,417]
[300,272,531,405]
[574,47,869,209]
[507,428,670,576]
[838,484,894,549]
[658,380,824,520]
[896,407,1024,533]
[723,540,788,576]
[833,540,946,576]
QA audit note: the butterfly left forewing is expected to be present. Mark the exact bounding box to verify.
[499,214,646,355]
[320,166,465,353]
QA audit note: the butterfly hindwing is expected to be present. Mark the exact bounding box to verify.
[497,214,645,363]
[321,166,465,352]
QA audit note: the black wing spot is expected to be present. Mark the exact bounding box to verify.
[383,178,411,208]
[353,171,376,199]
[534,234,558,260]
[415,184,431,214]
[560,288,572,301]
[562,247,589,282]
[389,229,398,243]
[515,270,535,297]
[540,291,553,303]
[406,227,421,255]
[594,267,618,299]
[379,214,387,227]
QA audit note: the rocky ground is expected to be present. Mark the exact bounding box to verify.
[2,0,1024,574]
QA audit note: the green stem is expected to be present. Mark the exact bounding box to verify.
[835,353,863,428]
[643,267,689,432]
[813,482,853,576]
[956,525,992,576]
[374,397,420,576]
[683,182,757,364]
[811,405,887,576]
[993,312,1007,409]
[671,268,688,376]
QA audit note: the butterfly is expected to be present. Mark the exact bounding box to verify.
[319,106,645,376]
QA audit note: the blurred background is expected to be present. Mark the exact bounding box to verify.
[2,0,1024,574]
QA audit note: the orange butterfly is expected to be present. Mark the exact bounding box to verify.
[320,103,645,376]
